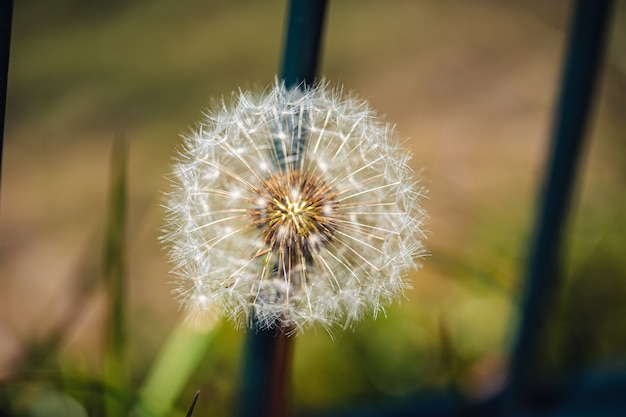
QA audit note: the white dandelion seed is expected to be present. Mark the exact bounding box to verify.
[162,80,427,332]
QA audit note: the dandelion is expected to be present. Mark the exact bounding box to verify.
[162,81,426,332]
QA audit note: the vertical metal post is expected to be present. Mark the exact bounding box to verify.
[506,0,613,410]
[280,0,328,88]
[238,2,328,417]
[0,0,14,195]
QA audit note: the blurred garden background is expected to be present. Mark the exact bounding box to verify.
[1,0,626,415]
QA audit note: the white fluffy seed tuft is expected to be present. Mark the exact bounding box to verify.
[162,80,427,333]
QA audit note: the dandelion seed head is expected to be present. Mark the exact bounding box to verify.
[162,80,427,332]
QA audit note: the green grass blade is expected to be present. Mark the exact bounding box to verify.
[133,321,216,417]
[103,135,128,416]
[185,391,200,417]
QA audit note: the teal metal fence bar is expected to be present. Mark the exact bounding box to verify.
[280,0,328,88]
[237,1,328,417]
[505,0,613,412]
[0,0,14,192]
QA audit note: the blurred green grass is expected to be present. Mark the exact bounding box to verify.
[2,0,626,415]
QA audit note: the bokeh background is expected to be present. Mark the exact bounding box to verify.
[2,0,626,415]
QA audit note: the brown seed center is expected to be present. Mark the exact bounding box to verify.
[251,170,339,256]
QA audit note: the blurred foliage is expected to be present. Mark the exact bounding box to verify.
[1,0,626,416]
